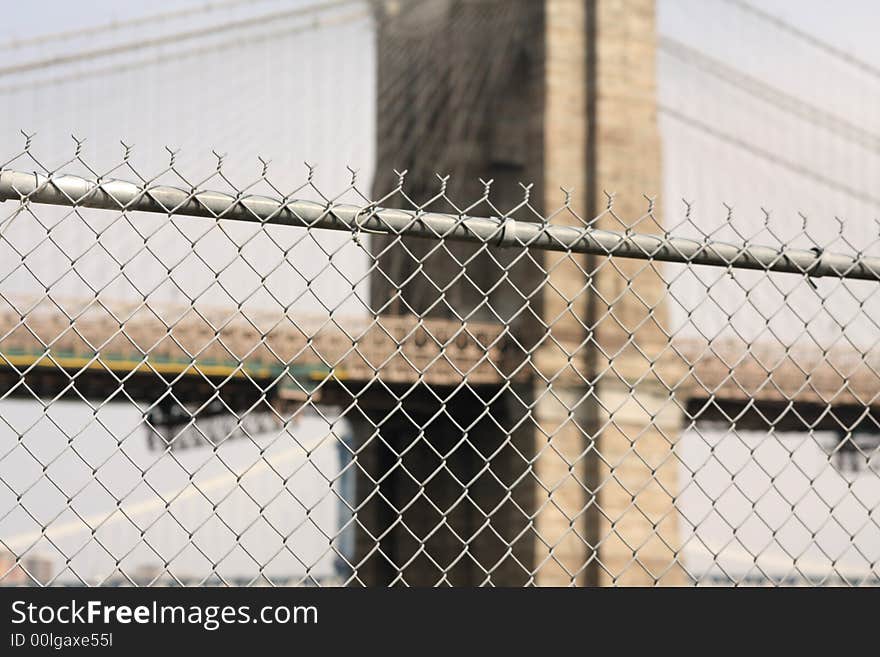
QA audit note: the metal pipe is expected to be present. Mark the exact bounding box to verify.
[2,168,879,281]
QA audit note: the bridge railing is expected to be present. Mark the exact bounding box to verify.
[1,141,879,586]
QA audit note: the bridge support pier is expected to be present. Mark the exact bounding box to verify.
[361,0,687,585]
[349,385,536,585]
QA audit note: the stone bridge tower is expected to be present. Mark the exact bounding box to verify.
[353,0,685,585]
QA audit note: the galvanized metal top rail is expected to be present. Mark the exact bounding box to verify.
[2,168,879,281]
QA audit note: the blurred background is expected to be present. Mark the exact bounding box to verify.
[1,0,879,585]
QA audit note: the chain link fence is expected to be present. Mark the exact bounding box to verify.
[0,139,879,586]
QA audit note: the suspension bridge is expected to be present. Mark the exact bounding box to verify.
[1,0,879,586]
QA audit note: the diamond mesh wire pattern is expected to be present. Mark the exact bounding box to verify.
[0,140,879,587]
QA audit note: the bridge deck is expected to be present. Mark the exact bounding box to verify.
[1,303,878,418]
[0,302,506,396]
